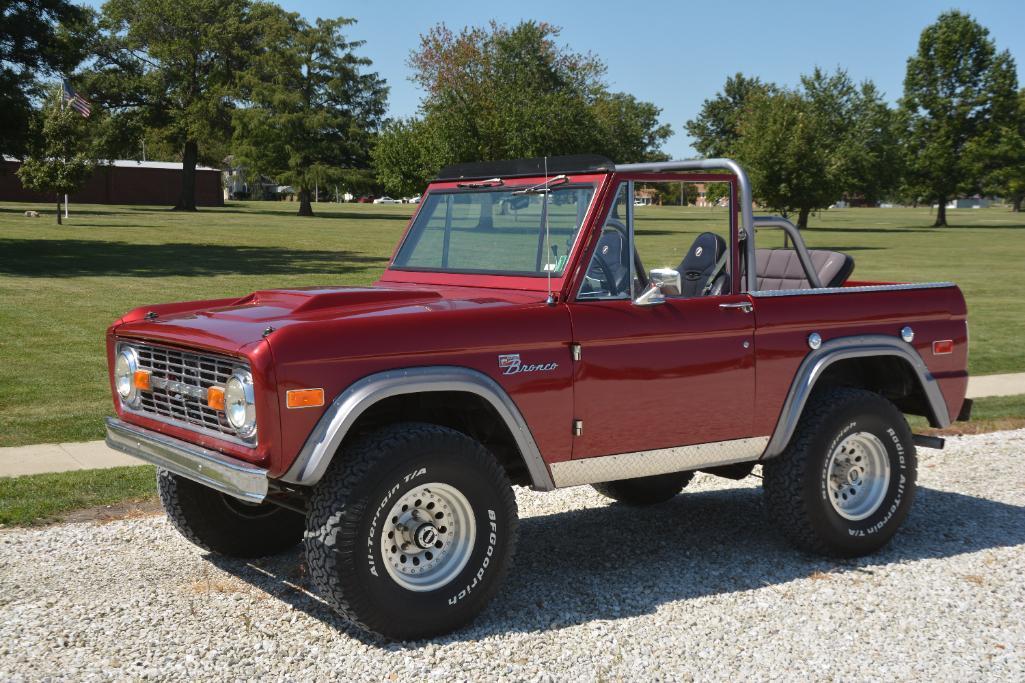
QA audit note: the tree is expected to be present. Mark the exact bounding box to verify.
[233,13,387,216]
[16,87,95,224]
[373,118,445,198]
[1,0,88,157]
[83,0,263,211]
[900,11,1019,226]
[979,88,1025,211]
[801,68,902,205]
[373,21,671,195]
[691,69,899,229]
[685,73,775,158]
[640,181,698,206]
[734,88,835,229]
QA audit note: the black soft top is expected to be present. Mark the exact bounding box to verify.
[435,154,615,181]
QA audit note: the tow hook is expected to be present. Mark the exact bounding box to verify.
[912,434,945,450]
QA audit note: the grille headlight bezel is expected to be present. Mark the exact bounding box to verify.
[113,341,258,446]
[114,346,141,407]
[224,369,257,439]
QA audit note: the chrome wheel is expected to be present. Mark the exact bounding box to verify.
[380,482,476,592]
[826,432,891,521]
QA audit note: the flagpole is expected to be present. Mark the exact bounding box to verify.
[59,85,66,222]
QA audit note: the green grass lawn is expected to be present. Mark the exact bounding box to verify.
[0,200,1023,447]
[0,465,156,526]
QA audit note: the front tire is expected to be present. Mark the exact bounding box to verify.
[157,469,304,558]
[592,471,694,505]
[304,423,518,640]
[763,387,917,558]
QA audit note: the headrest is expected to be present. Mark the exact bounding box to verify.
[678,232,726,296]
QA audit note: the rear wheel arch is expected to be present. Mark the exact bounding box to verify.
[764,335,951,460]
[815,355,939,424]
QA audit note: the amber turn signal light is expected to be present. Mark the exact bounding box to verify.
[287,388,325,409]
[132,369,151,391]
[932,340,954,355]
[207,386,226,411]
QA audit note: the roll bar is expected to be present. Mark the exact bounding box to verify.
[752,216,823,289]
[616,158,758,293]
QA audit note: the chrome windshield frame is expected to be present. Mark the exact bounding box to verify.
[389,182,600,279]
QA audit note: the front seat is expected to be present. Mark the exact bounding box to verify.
[586,226,631,295]
[677,232,728,297]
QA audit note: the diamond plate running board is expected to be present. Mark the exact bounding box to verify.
[549,436,770,488]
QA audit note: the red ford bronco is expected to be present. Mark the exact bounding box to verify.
[105,156,970,639]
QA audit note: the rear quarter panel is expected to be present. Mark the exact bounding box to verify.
[752,284,969,435]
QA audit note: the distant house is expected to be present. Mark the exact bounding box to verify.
[0,157,223,206]
[692,183,729,208]
[940,196,992,209]
[634,188,657,206]
[221,158,279,200]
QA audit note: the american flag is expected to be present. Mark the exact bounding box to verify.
[61,78,92,118]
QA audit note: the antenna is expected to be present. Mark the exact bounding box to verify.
[543,156,555,306]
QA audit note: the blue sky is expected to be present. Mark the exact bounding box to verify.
[85,0,1025,158]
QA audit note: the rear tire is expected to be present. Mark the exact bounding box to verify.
[157,469,304,558]
[763,387,917,558]
[592,471,694,505]
[304,423,518,640]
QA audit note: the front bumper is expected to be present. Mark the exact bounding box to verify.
[105,417,269,503]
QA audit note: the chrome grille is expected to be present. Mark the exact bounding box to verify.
[120,341,254,444]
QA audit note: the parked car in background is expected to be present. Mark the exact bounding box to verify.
[405,195,421,204]
[356,196,372,203]
[373,196,402,204]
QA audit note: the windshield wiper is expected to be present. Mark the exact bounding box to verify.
[512,175,569,195]
[456,178,504,188]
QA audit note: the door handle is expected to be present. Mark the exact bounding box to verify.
[719,302,753,313]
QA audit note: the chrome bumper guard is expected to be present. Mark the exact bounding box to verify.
[105,417,269,503]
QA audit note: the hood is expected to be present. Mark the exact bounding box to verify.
[112,285,538,354]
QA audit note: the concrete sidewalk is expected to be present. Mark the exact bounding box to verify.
[964,372,1025,399]
[0,440,139,477]
[2,372,1024,479]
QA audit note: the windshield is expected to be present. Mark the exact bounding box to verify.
[391,185,596,276]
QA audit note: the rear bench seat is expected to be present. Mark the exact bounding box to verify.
[755,248,855,290]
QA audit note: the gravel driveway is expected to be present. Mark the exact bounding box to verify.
[2,429,1024,681]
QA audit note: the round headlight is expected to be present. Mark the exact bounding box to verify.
[115,347,139,405]
[224,369,256,438]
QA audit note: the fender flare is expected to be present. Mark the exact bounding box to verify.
[761,334,952,460]
[279,366,555,490]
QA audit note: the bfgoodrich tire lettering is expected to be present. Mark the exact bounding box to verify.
[763,387,918,558]
[304,423,518,640]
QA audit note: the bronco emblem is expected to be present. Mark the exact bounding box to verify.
[498,354,558,376]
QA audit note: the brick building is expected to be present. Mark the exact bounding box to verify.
[0,158,223,206]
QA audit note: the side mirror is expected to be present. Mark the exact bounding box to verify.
[634,267,681,306]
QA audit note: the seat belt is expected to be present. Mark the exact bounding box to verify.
[702,250,730,296]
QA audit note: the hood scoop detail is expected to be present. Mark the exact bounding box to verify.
[235,287,444,314]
